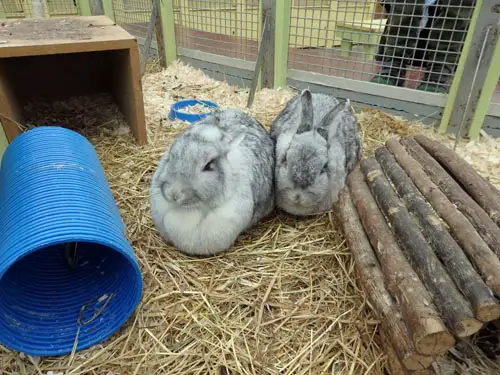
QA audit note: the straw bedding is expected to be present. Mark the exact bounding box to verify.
[1,61,500,375]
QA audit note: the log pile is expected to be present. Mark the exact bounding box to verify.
[335,135,500,374]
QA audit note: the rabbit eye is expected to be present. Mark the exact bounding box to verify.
[321,163,328,174]
[203,159,216,172]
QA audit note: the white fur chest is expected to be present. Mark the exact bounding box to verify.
[162,197,253,256]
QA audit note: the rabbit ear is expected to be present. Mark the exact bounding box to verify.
[296,89,314,134]
[315,127,329,141]
[316,100,348,131]
[222,132,246,152]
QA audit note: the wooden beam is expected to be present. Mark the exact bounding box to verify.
[76,0,92,16]
[159,0,177,65]
[274,0,291,88]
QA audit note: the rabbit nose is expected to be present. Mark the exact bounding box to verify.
[165,187,182,202]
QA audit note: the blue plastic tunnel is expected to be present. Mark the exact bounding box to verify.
[0,126,143,356]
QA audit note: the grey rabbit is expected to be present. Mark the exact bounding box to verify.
[270,89,362,216]
[149,108,275,256]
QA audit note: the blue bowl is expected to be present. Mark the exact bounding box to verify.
[168,99,219,123]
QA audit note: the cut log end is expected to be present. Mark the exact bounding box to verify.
[455,317,484,338]
[402,352,435,371]
[414,328,455,356]
[476,303,500,323]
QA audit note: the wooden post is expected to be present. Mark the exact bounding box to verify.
[0,120,8,162]
[334,189,434,371]
[376,147,500,323]
[348,169,454,355]
[401,137,500,258]
[102,0,116,22]
[261,0,275,89]
[76,0,92,16]
[274,0,290,89]
[360,157,483,338]
[438,0,482,134]
[0,4,6,19]
[90,0,104,15]
[386,138,500,297]
[159,0,177,66]
[31,0,46,17]
[469,34,500,139]
[414,134,500,226]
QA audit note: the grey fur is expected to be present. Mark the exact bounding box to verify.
[149,108,275,256]
[270,89,362,216]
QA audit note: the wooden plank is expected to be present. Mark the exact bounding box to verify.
[0,60,23,142]
[337,18,387,32]
[0,16,136,58]
[0,120,8,162]
[111,46,147,144]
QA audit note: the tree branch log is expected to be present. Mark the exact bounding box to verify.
[376,147,500,323]
[400,137,500,258]
[380,330,437,375]
[414,135,500,226]
[360,157,483,337]
[334,189,434,371]
[348,169,454,355]
[386,138,500,299]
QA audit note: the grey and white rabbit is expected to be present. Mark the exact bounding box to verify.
[149,108,275,256]
[270,89,362,216]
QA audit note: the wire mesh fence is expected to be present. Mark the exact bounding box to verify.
[111,0,159,66]
[174,0,261,62]
[112,0,154,38]
[288,0,477,95]
[1,0,79,18]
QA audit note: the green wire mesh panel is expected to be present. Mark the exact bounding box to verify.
[288,0,477,96]
[1,0,79,18]
[174,0,261,62]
